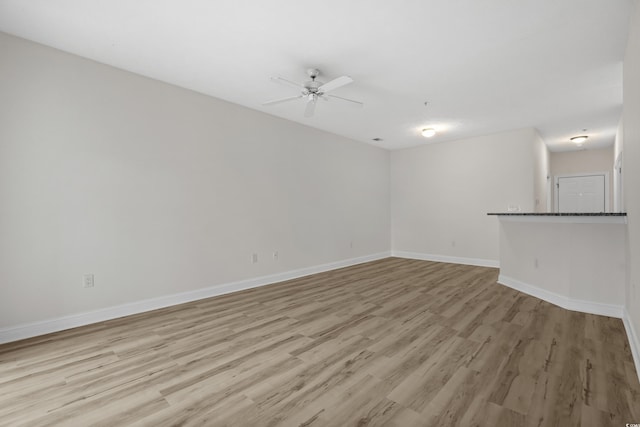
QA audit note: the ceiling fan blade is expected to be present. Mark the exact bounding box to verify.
[262,95,302,106]
[327,94,364,106]
[304,99,317,117]
[318,75,353,93]
[270,76,305,90]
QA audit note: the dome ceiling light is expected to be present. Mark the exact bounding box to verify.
[570,135,588,144]
[421,128,436,138]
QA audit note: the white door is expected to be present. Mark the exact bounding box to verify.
[557,174,606,213]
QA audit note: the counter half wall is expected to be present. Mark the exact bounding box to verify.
[488,213,627,318]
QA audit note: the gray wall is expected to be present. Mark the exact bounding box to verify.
[623,0,640,360]
[0,33,391,327]
[390,128,539,265]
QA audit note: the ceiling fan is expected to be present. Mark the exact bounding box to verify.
[263,68,363,117]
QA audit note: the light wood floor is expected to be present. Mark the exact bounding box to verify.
[1,258,639,426]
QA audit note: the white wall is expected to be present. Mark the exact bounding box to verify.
[0,33,391,328]
[549,147,614,211]
[390,128,537,265]
[498,218,626,316]
[623,0,640,367]
[533,131,550,213]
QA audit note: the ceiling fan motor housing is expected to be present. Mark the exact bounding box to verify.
[306,81,321,92]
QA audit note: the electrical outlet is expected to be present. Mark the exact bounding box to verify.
[534,258,539,269]
[83,274,94,288]
[251,253,258,264]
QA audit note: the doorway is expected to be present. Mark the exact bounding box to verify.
[554,173,609,213]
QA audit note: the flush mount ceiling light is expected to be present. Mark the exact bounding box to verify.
[421,128,436,138]
[570,135,588,144]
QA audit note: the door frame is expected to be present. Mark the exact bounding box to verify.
[554,172,610,213]
[613,151,623,212]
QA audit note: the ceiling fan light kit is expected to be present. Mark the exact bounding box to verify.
[263,68,363,117]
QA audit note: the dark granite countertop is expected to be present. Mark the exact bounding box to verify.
[487,212,627,216]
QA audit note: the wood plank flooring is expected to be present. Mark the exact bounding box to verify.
[1,258,639,426]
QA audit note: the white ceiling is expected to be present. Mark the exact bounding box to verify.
[0,0,633,151]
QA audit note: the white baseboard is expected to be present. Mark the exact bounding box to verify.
[623,307,640,384]
[498,275,624,318]
[392,250,499,268]
[499,275,640,383]
[0,251,391,345]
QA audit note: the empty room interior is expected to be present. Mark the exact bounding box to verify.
[2,1,640,426]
